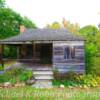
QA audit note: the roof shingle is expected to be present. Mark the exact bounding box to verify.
[0,29,84,43]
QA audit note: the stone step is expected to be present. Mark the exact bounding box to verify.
[35,80,52,82]
[32,67,53,71]
[34,74,53,77]
[33,71,53,75]
[35,76,53,80]
[32,80,53,88]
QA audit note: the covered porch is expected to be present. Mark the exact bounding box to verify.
[0,42,53,68]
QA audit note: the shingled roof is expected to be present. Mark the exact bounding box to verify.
[0,28,84,43]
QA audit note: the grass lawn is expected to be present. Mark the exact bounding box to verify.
[0,86,100,100]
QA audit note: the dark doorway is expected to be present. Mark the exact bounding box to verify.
[27,44,33,58]
[40,43,52,64]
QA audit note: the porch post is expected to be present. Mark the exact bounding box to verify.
[17,45,19,59]
[32,42,36,64]
[0,44,4,68]
[33,42,36,58]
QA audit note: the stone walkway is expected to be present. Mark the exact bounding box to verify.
[32,80,53,88]
[31,67,53,88]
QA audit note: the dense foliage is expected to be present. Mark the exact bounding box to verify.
[53,71,100,87]
[0,0,5,8]
[79,25,100,75]
[46,18,80,34]
[0,67,33,84]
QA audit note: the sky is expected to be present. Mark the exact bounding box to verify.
[6,0,100,28]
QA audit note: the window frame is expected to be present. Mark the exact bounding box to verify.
[64,46,75,60]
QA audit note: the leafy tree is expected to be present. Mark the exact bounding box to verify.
[0,8,22,39]
[79,25,97,37]
[46,18,80,34]
[0,0,5,8]
[79,25,99,74]
[0,8,37,39]
[93,30,100,75]
[46,22,61,29]
[22,16,37,28]
[62,18,80,34]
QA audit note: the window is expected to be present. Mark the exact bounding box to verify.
[64,46,75,59]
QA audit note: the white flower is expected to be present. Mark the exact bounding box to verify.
[60,84,65,88]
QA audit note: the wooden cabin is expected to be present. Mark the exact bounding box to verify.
[0,26,85,74]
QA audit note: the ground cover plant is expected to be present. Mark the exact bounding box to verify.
[0,86,100,100]
[53,71,100,88]
[0,66,33,84]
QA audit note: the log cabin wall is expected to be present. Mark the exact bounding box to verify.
[53,41,85,74]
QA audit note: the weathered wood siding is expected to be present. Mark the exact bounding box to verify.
[53,41,85,74]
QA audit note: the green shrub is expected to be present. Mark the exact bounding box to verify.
[0,65,3,71]
[53,69,100,87]
[5,67,23,77]
[19,70,33,82]
[53,70,79,81]
[0,67,33,84]
[52,80,61,86]
[53,80,78,87]
[0,74,5,83]
[9,78,17,84]
[83,75,97,87]
[0,73,12,83]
